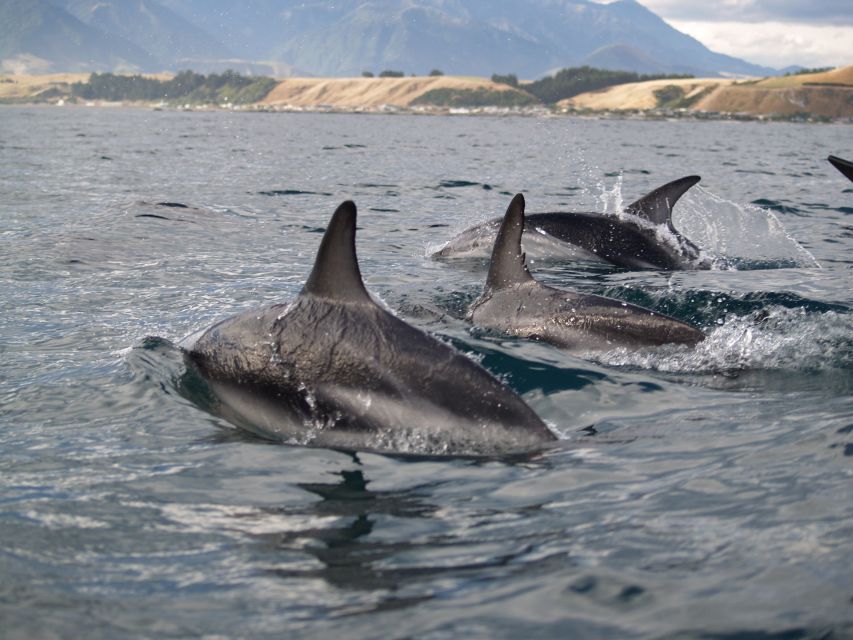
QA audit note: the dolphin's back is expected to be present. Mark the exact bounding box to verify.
[526,212,686,270]
[187,295,555,455]
[469,193,705,353]
[185,200,554,456]
[433,176,707,269]
[471,282,705,352]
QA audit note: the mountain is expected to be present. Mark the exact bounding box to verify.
[0,0,156,73]
[59,0,233,66]
[580,44,676,75]
[0,0,778,78]
[161,0,778,78]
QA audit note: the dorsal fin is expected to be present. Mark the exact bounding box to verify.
[302,201,371,303]
[625,175,700,228]
[828,155,853,182]
[485,193,535,291]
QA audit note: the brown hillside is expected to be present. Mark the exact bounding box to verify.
[0,73,90,100]
[753,65,853,89]
[260,75,520,109]
[561,66,853,118]
[560,78,734,110]
[693,85,853,118]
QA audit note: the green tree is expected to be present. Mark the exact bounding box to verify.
[491,73,519,88]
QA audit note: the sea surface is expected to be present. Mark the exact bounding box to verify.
[1,107,852,639]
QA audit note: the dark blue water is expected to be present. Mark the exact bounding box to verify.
[1,107,852,638]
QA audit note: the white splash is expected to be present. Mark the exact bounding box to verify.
[593,307,852,373]
[673,187,820,269]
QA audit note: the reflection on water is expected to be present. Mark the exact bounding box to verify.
[269,465,438,597]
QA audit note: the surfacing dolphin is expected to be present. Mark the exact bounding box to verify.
[468,194,706,353]
[433,176,710,270]
[184,200,556,457]
[828,155,853,182]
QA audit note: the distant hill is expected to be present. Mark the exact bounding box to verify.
[563,65,853,119]
[0,0,780,77]
[259,75,533,109]
[694,66,853,118]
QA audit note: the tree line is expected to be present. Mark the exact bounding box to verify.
[70,70,277,105]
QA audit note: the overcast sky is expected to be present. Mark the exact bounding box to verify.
[604,0,853,68]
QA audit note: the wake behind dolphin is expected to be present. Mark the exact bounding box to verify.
[433,176,710,270]
[183,201,556,457]
[468,194,705,353]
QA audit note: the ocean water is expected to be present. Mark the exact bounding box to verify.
[1,107,851,638]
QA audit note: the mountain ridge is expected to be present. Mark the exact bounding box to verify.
[0,0,780,78]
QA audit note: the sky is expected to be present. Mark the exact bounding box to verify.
[606,0,853,69]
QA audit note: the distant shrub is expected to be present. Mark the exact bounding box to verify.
[229,77,278,103]
[653,85,684,108]
[491,73,519,88]
[429,69,444,76]
[379,70,405,78]
[653,84,716,110]
[362,71,374,78]
[678,85,716,109]
[785,67,833,76]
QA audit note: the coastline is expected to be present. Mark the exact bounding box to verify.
[2,69,851,124]
[2,100,849,125]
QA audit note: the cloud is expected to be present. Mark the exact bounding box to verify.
[670,20,853,68]
[639,0,853,26]
[589,1,853,68]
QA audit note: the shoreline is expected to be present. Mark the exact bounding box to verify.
[2,100,849,124]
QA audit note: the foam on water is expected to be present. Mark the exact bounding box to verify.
[594,306,853,373]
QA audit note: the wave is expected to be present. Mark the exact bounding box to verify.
[593,306,853,374]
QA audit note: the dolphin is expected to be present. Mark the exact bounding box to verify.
[432,176,710,270]
[467,194,706,353]
[828,155,853,182]
[183,200,556,457]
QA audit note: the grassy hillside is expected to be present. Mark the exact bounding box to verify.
[259,75,530,109]
[561,66,853,119]
[561,78,734,111]
[693,66,853,118]
[0,73,88,101]
[752,66,853,89]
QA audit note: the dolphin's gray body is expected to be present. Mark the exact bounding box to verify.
[828,155,853,182]
[468,194,705,353]
[433,176,710,270]
[184,201,555,456]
